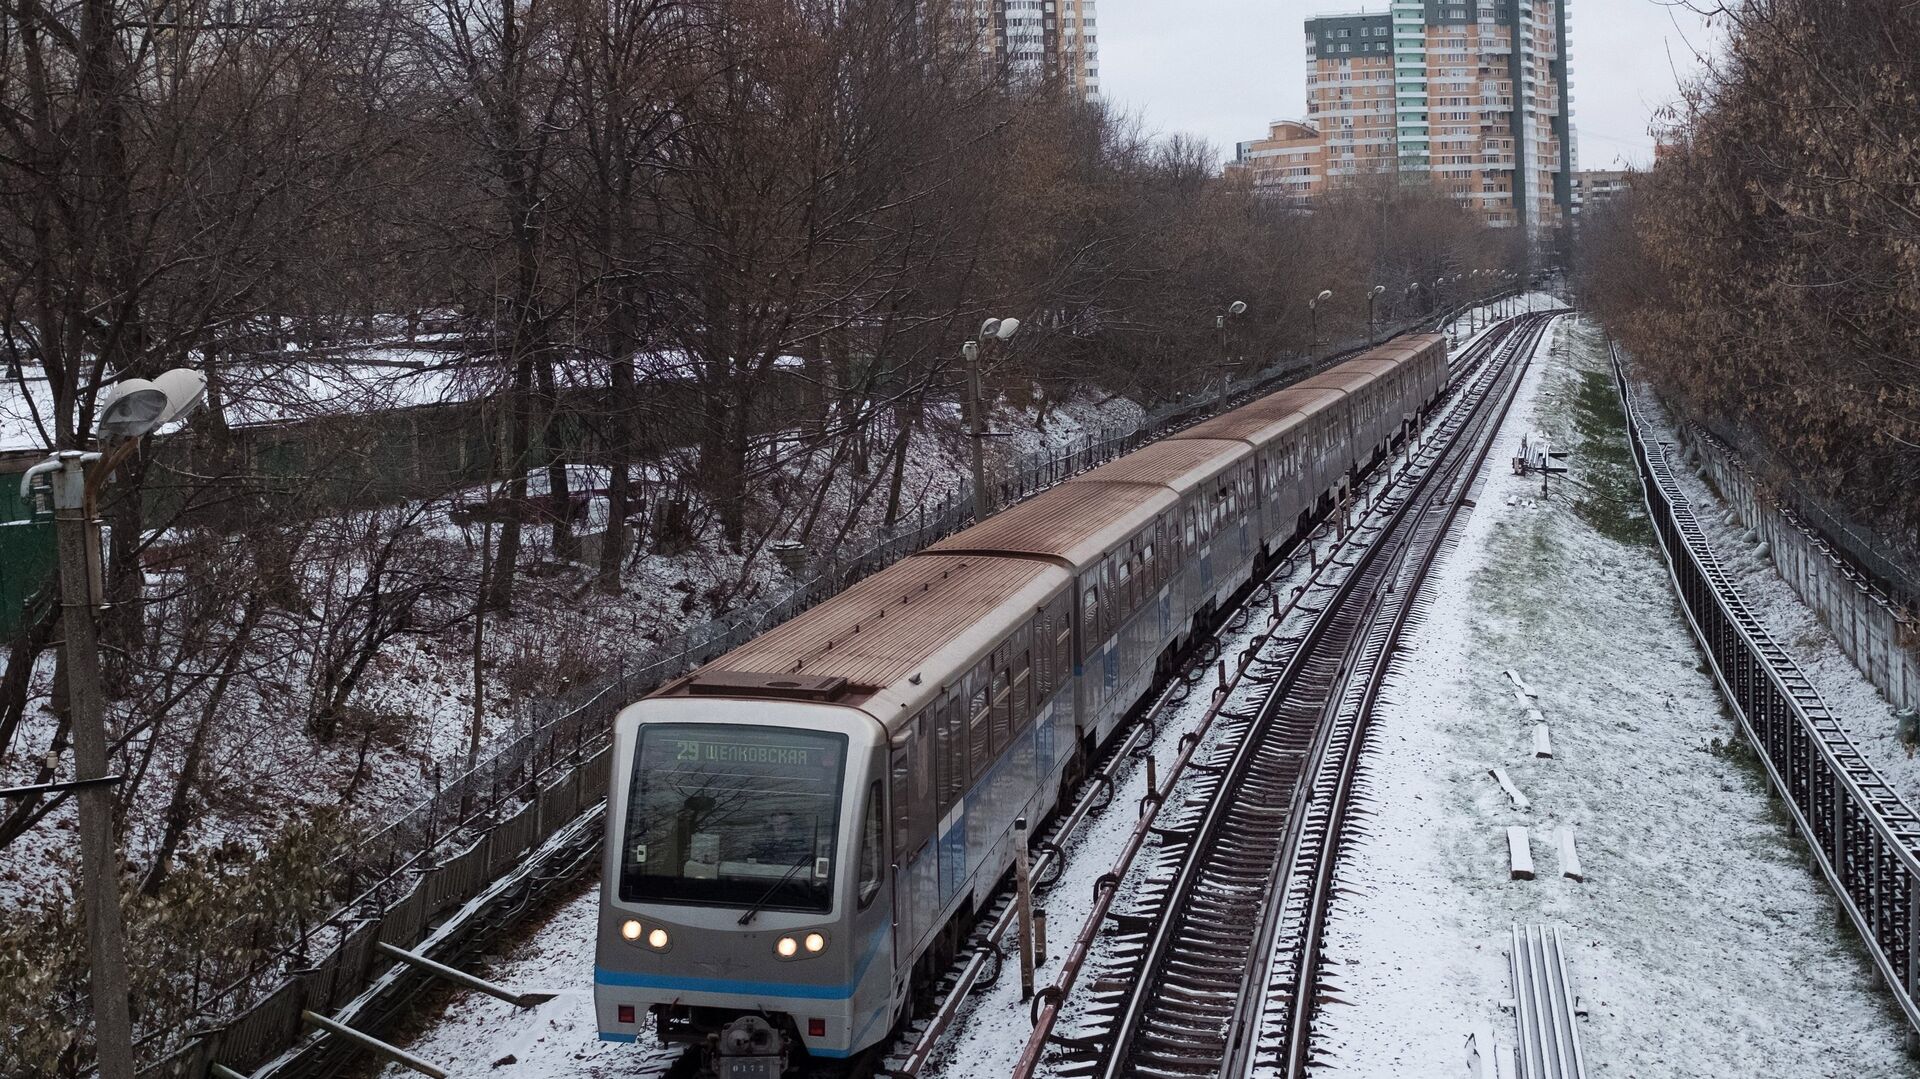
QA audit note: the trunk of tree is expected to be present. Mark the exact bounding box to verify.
[538,355,576,561]
[486,356,533,613]
[599,352,635,590]
[140,597,263,895]
[882,391,926,530]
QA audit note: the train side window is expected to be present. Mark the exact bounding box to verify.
[1117,557,1133,614]
[1053,597,1074,683]
[1184,506,1197,547]
[858,782,883,909]
[1032,615,1053,701]
[1015,649,1033,724]
[990,668,1011,753]
[1103,559,1120,635]
[890,741,915,861]
[1082,584,1099,642]
[935,699,960,809]
[914,720,934,804]
[969,673,992,780]
[1143,543,1157,587]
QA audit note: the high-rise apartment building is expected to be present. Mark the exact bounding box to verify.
[1233,0,1574,237]
[959,0,1099,98]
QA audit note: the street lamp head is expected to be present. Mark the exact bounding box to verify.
[1310,289,1332,309]
[97,368,205,439]
[980,318,1001,339]
[1227,300,1248,316]
[994,317,1020,341]
[1370,285,1386,298]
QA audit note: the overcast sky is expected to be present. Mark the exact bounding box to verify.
[1094,0,1725,170]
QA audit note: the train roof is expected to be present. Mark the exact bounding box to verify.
[1174,384,1341,446]
[1373,333,1445,359]
[1068,438,1250,493]
[665,553,1068,723]
[1341,358,1402,377]
[927,480,1176,570]
[1292,365,1379,394]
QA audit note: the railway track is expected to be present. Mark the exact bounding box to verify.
[1004,311,1560,1079]
[518,313,1544,1079]
[877,317,1537,1079]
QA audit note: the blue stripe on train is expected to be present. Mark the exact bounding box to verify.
[594,927,887,1002]
[596,967,855,999]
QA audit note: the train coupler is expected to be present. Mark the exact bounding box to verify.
[713,1015,788,1079]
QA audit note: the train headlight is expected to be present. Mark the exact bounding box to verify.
[621,919,643,942]
[803,932,827,954]
[776,936,799,958]
[647,928,670,950]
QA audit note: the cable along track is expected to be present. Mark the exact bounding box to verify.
[1044,313,1558,1079]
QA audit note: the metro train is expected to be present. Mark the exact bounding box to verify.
[594,334,1450,1077]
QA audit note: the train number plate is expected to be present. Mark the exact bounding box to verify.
[717,1056,783,1079]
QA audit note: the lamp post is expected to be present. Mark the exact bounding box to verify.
[1215,300,1249,399]
[963,317,1020,522]
[18,369,206,1079]
[1309,289,1332,361]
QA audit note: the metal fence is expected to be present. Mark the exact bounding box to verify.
[1616,350,1920,1047]
[1679,426,1919,714]
[122,306,1479,1077]
[1686,415,1920,611]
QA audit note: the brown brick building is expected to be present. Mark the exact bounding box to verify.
[1232,1,1575,238]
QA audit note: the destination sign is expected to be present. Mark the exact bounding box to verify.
[641,729,840,772]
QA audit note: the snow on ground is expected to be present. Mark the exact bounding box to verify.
[303,295,1557,1077]
[370,885,678,1079]
[1648,405,1920,804]
[1314,315,1918,1077]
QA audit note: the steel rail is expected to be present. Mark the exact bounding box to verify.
[1005,314,1554,1079]
[896,320,1533,1079]
[1252,313,1558,1078]
[1102,314,1552,1079]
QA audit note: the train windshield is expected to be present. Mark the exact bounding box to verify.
[619,723,848,913]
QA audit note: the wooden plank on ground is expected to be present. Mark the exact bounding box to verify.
[1489,767,1530,810]
[1558,827,1584,882]
[1533,723,1553,759]
[1507,827,1535,880]
[1504,669,1537,698]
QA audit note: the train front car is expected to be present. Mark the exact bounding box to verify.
[596,686,891,1077]
[596,553,1074,1079]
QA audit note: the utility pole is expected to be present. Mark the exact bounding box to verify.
[48,451,136,1079]
[962,317,1020,523]
[20,368,204,1079]
[1309,290,1332,363]
[964,339,989,523]
[1217,300,1249,399]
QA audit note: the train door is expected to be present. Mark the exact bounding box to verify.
[889,715,935,965]
[848,774,895,1047]
[932,692,967,907]
[1238,464,1255,565]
